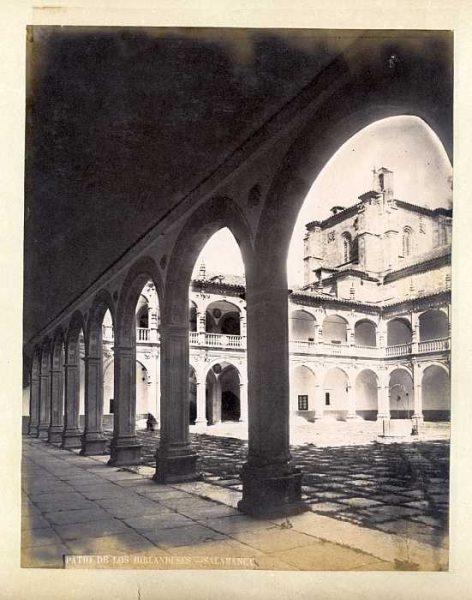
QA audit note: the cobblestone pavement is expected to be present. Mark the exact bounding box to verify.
[22,436,448,571]
[120,422,450,550]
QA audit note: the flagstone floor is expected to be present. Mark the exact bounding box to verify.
[22,421,449,571]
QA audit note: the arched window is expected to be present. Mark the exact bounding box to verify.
[342,232,352,263]
[402,227,413,257]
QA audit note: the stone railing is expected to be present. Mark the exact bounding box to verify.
[418,338,450,353]
[385,343,412,357]
[137,328,150,341]
[103,327,450,357]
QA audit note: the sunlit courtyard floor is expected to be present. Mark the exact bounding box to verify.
[22,420,449,571]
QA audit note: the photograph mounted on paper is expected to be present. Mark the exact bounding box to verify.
[22,27,452,571]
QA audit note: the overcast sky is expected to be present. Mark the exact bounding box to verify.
[193,116,452,285]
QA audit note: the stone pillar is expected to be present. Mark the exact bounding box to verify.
[81,355,107,455]
[311,380,325,421]
[148,291,159,343]
[239,379,248,422]
[238,282,304,518]
[345,384,358,419]
[411,313,420,354]
[28,372,40,436]
[62,362,82,448]
[154,324,198,483]
[212,377,222,423]
[38,369,51,439]
[194,379,207,425]
[240,313,247,338]
[377,368,391,420]
[412,362,424,423]
[108,345,142,465]
[48,367,64,443]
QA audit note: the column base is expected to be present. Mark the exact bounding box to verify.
[61,429,83,449]
[108,436,142,466]
[154,443,199,483]
[345,413,362,421]
[28,424,39,436]
[238,462,307,519]
[81,432,108,456]
[48,426,64,444]
[38,425,49,440]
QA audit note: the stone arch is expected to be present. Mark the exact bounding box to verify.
[290,364,316,415]
[418,309,449,341]
[354,319,377,347]
[389,367,414,419]
[205,299,241,335]
[387,317,412,346]
[422,364,450,421]
[116,256,162,347]
[162,196,253,324]
[323,367,350,419]
[355,368,379,420]
[289,310,316,342]
[322,314,348,344]
[256,44,452,269]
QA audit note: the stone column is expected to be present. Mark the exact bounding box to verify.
[412,362,424,423]
[62,362,82,448]
[197,310,206,344]
[108,345,142,465]
[28,372,40,436]
[154,324,198,483]
[377,368,391,421]
[411,313,420,354]
[239,379,248,422]
[194,378,207,425]
[48,367,64,443]
[213,377,222,423]
[238,282,304,518]
[311,380,325,421]
[81,355,107,455]
[38,369,51,439]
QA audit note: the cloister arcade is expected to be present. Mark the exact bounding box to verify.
[25,33,452,517]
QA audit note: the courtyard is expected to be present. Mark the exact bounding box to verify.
[22,421,449,571]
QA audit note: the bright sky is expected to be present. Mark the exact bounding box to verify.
[193,116,452,285]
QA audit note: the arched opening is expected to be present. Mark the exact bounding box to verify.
[220,365,241,422]
[132,280,159,423]
[323,368,349,420]
[110,257,162,466]
[422,365,450,421]
[342,232,352,263]
[355,369,378,420]
[290,365,316,419]
[289,310,316,342]
[205,300,241,335]
[62,311,86,449]
[387,318,412,346]
[189,302,197,333]
[103,358,114,430]
[189,366,197,425]
[419,310,449,341]
[389,368,414,419]
[205,362,241,424]
[322,315,348,344]
[354,319,377,347]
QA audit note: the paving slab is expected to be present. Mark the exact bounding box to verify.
[52,518,131,541]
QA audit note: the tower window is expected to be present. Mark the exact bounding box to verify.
[402,227,413,257]
[342,232,352,263]
[325,393,330,406]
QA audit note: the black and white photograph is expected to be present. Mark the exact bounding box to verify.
[20,24,454,574]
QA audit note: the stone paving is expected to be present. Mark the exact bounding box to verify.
[22,436,448,571]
